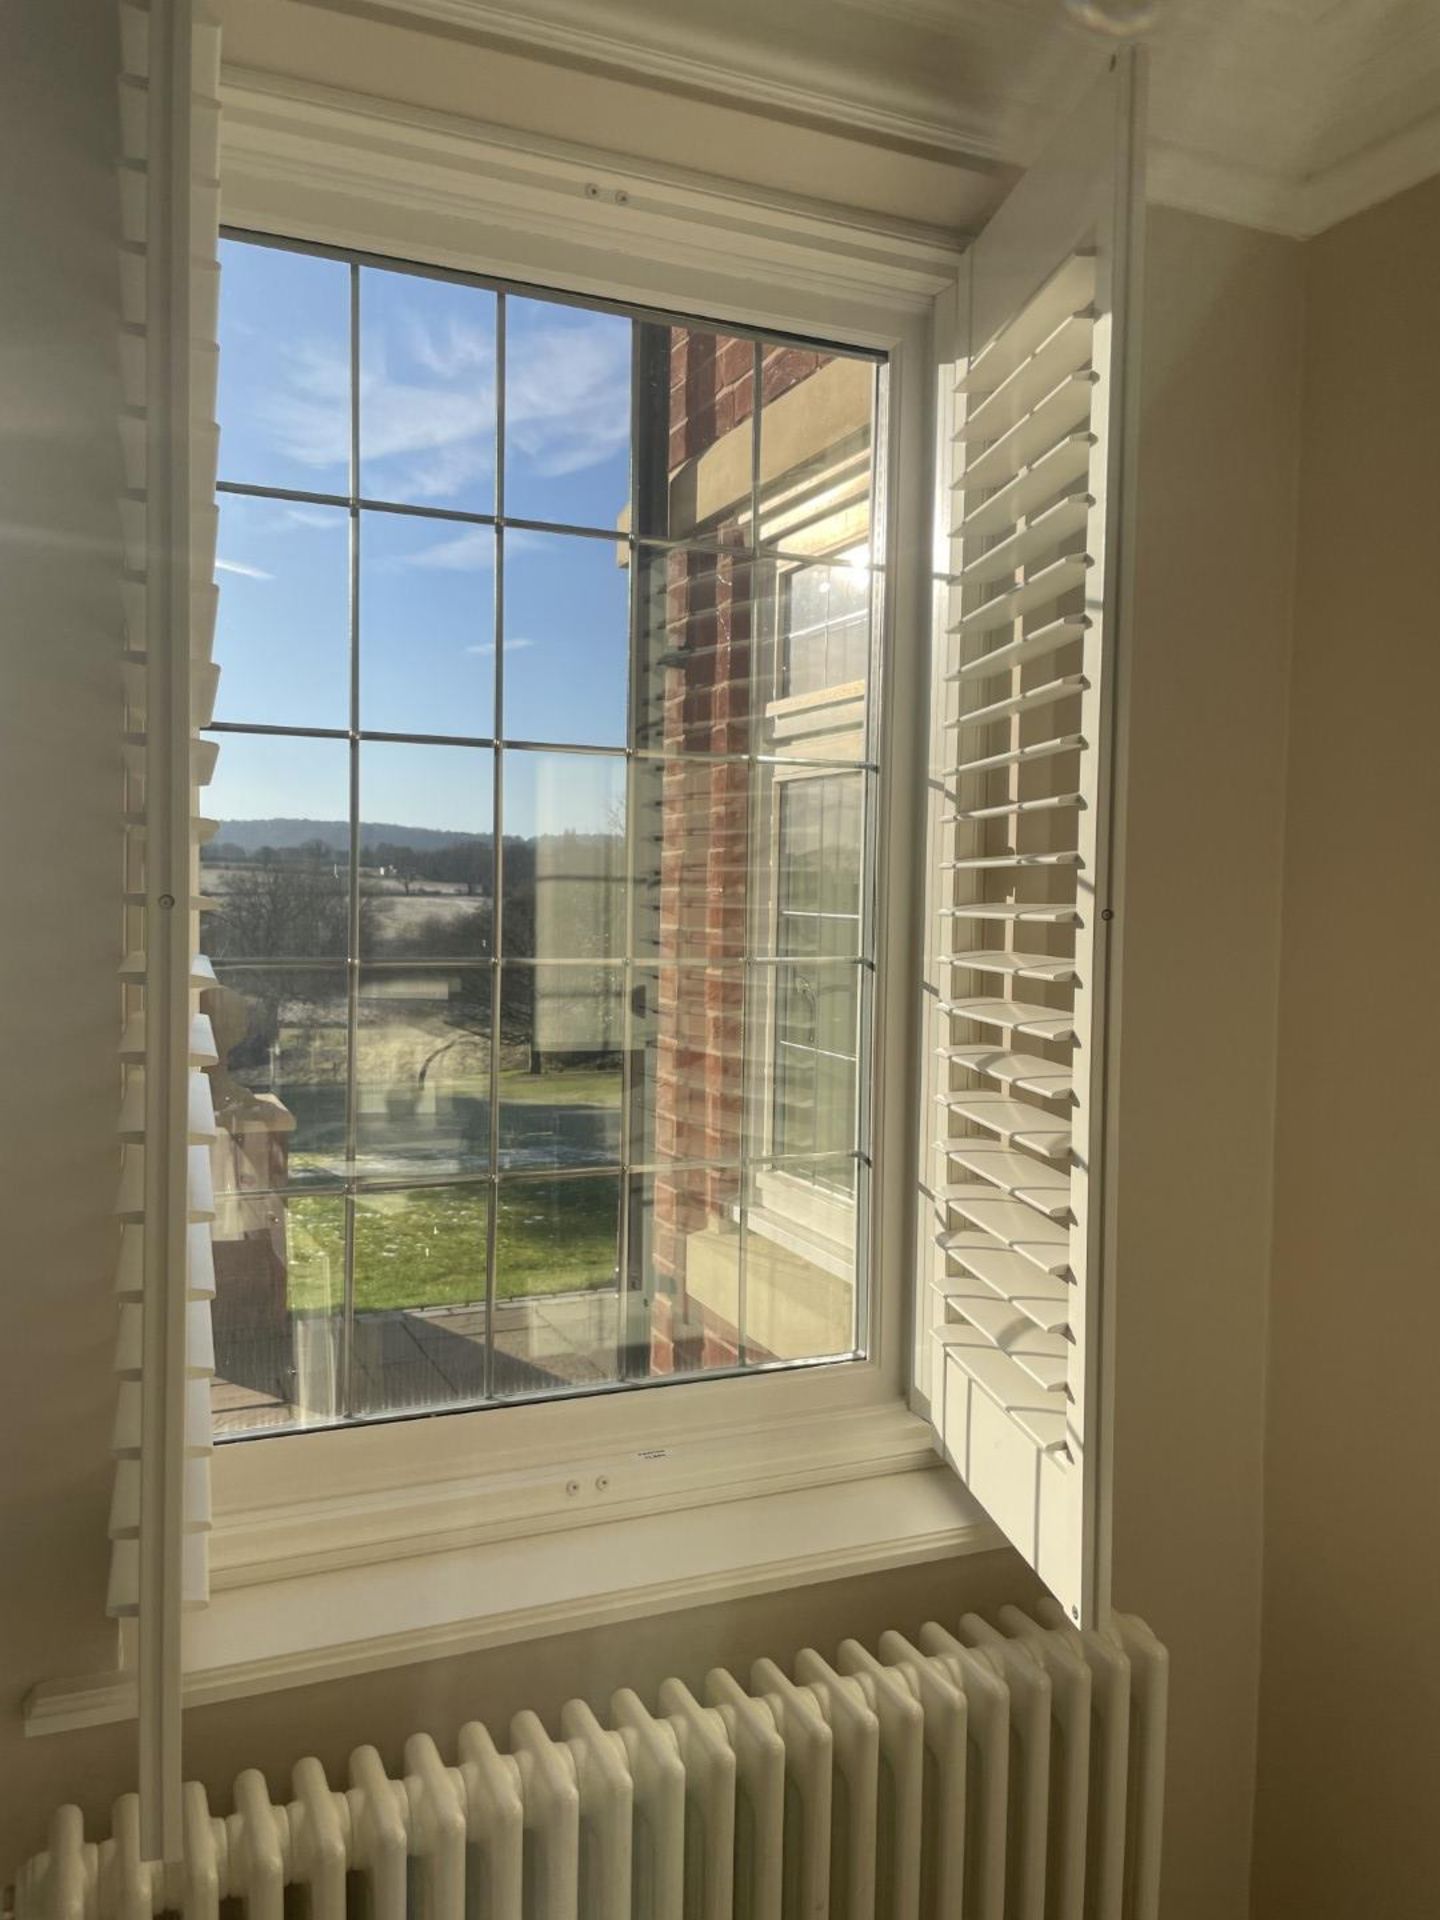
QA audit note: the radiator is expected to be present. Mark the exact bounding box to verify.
[15,1602,1166,1920]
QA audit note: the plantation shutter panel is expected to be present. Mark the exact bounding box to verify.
[915,49,1145,1627]
[108,0,223,1668]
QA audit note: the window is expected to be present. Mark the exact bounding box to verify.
[205,235,883,1436]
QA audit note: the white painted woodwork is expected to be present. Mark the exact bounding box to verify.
[916,50,1144,1627]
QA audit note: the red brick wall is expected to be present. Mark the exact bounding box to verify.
[649,335,830,1370]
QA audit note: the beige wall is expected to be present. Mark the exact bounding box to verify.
[1112,207,1300,1920]
[0,0,132,1866]
[1250,174,1440,1920]
[0,6,1310,1910]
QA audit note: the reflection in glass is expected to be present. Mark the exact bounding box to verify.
[204,735,351,962]
[777,554,873,703]
[211,1190,345,1435]
[741,1156,861,1362]
[353,968,491,1183]
[359,742,494,960]
[756,344,874,558]
[350,1186,490,1416]
[217,239,350,496]
[502,750,626,961]
[633,322,754,545]
[503,296,632,532]
[630,965,747,1168]
[207,967,349,1189]
[497,965,623,1171]
[493,1176,622,1392]
[501,530,629,748]
[627,1163,742,1374]
[359,267,496,514]
[214,494,349,730]
[630,756,752,964]
[633,545,770,756]
[360,510,494,737]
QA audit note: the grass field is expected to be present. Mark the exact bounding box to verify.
[285,1174,620,1313]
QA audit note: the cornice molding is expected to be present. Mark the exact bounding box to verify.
[300,0,1440,241]
[219,64,966,321]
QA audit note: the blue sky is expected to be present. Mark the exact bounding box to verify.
[211,238,633,836]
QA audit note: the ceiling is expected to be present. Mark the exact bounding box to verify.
[334,0,1440,235]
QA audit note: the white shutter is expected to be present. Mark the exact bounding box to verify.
[110,0,224,1860]
[915,49,1145,1627]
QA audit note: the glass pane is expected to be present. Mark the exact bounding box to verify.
[630,756,751,964]
[631,964,747,1168]
[493,1175,622,1392]
[217,239,350,496]
[359,742,494,960]
[757,345,874,558]
[359,510,495,737]
[771,772,865,957]
[633,545,772,756]
[770,959,863,1174]
[503,296,632,532]
[627,1162,743,1376]
[359,266,496,514]
[501,530,629,748]
[741,1156,861,1363]
[214,495,350,730]
[211,1190,345,1435]
[774,553,874,740]
[353,967,491,1183]
[207,967,349,1188]
[633,323,755,545]
[497,965,623,1172]
[204,735,351,962]
[502,749,626,961]
[349,1186,490,1417]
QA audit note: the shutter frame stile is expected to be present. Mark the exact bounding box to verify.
[110,0,224,1866]
[914,49,1145,1628]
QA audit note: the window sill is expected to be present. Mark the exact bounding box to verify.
[26,1408,997,1736]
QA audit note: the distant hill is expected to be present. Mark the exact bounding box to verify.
[211,818,484,855]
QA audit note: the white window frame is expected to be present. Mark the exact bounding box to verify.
[26,70,1004,1735]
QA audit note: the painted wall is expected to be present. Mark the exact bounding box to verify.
[1250,174,1440,1920]
[0,8,1303,1912]
[1112,207,1300,1920]
[0,0,132,1864]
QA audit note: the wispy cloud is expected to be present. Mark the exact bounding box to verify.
[507,317,630,479]
[215,556,274,580]
[403,528,495,572]
[464,637,535,654]
[245,288,630,504]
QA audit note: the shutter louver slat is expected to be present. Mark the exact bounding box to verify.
[919,39,1144,1626]
[951,556,1091,637]
[937,1145,1072,1218]
[938,997,1076,1042]
[938,1047,1074,1100]
[938,1262,1072,1337]
[960,251,1097,396]
[944,674,1087,731]
[956,373,1098,492]
[936,1093,1072,1157]
[947,616,1089,682]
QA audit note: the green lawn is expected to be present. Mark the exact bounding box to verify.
[285,1176,620,1314]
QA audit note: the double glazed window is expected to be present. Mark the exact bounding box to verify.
[205,234,884,1435]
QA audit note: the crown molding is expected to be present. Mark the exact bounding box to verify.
[292,0,1440,242]
[218,64,967,328]
[1294,106,1440,237]
[324,0,1016,165]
